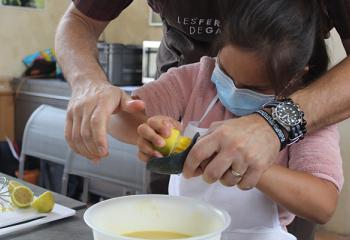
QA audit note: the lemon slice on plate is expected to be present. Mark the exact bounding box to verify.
[11,186,34,208]
[31,191,55,213]
[8,180,22,193]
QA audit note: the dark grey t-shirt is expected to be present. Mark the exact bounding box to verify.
[73,0,350,76]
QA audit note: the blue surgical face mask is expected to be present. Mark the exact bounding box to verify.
[211,63,275,116]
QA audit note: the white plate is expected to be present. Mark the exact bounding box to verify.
[0,186,76,237]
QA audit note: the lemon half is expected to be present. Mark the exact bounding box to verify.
[11,186,34,208]
[153,128,192,156]
[8,180,22,193]
[31,191,55,213]
[154,128,181,156]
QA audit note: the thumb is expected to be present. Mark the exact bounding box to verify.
[120,99,145,113]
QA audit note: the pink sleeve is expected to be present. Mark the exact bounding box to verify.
[288,125,344,191]
[132,65,196,119]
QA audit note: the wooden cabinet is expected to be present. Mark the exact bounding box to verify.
[0,80,14,141]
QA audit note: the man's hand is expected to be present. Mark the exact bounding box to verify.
[65,82,144,161]
[183,114,280,190]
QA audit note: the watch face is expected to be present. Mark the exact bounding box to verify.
[276,102,301,126]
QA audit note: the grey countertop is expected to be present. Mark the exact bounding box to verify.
[12,78,140,97]
[1,173,92,240]
[12,78,72,98]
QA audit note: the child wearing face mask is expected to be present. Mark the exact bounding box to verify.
[108,0,343,239]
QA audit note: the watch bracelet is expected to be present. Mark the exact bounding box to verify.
[264,98,308,145]
[289,119,307,145]
[255,110,287,150]
[283,98,307,144]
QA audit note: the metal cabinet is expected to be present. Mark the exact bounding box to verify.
[13,78,70,141]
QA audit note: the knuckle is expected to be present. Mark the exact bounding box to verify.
[233,140,245,152]
[149,116,164,128]
[136,138,142,147]
[238,176,256,190]
[137,140,150,152]
[72,102,83,113]
[147,117,155,126]
[138,144,149,155]
[189,146,202,161]
[72,133,81,143]
[251,160,265,171]
[66,109,74,120]
[137,124,147,135]
[225,144,239,158]
[64,129,71,141]
[94,137,105,148]
[90,115,100,125]
[209,121,218,128]
[221,125,232,134]
[151,135,161,145]
[219,178,231,187]
[224,177,239,187]
[205,169,219,183]
[92,130,105,143]
[215,127,226,138]
[244,152,257,165]
[81,130,92,140]
[222,155,234,167]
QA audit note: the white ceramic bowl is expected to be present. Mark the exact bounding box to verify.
[84,194,231,240]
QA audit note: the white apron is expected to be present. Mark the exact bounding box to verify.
[169,96,296,240]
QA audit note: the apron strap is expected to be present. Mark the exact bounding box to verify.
[199,95,219,123]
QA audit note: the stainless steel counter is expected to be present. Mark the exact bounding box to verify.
[13,79,70,141]
[12,78,139,141]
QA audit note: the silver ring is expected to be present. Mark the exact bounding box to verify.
[231,169,243,178]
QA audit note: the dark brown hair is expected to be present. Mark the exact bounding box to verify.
[219,0,329,96]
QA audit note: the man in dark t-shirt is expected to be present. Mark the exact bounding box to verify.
[55,1,350,240]
[72,0,350,77]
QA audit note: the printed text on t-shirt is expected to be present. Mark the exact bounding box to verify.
[177,16,222,35]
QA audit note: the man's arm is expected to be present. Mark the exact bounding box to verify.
[291,56,350,132]
[55,4,142,161]
[55,4,109,88]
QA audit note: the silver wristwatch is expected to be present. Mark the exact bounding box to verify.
[263,98,307,145]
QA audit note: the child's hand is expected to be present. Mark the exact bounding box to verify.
[136,115,182,161]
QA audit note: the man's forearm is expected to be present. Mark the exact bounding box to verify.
[55,4,109,89]
[291,57,350,133]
